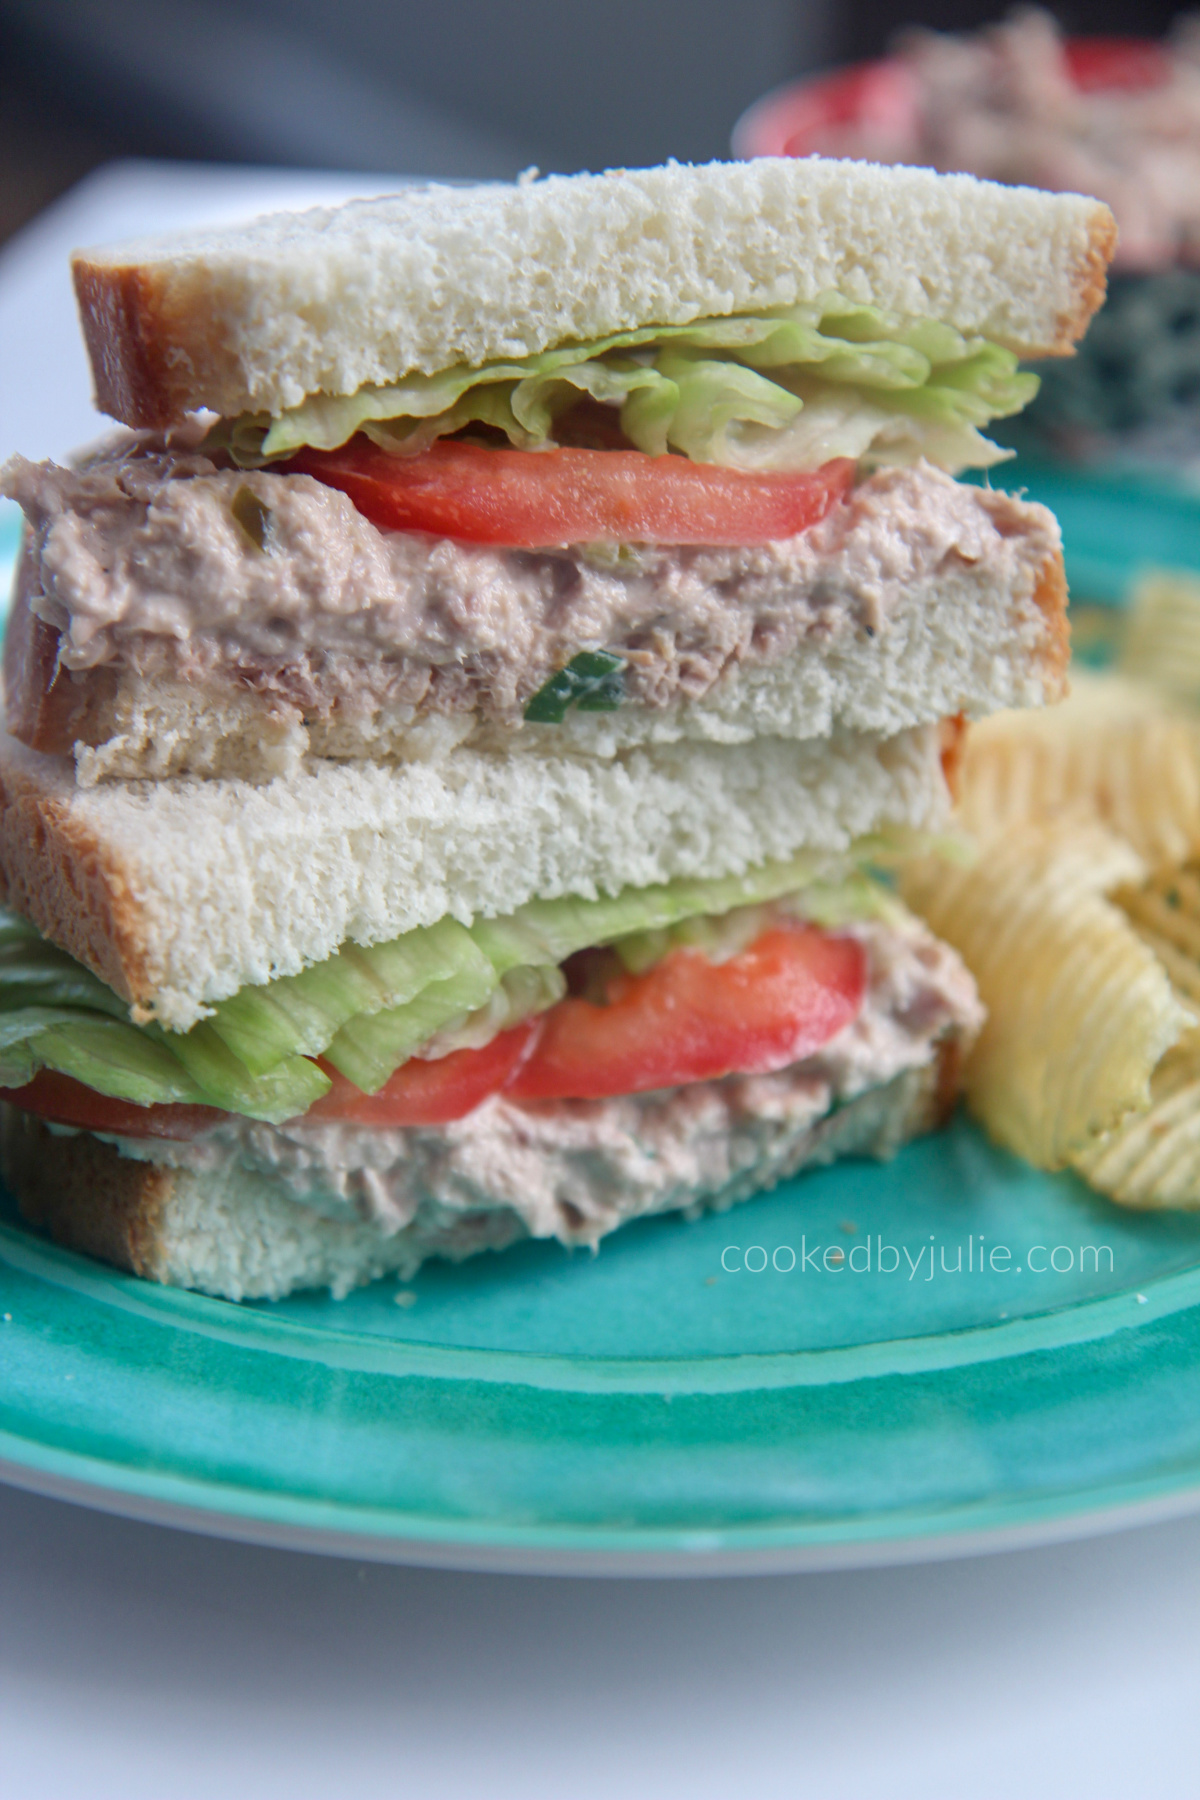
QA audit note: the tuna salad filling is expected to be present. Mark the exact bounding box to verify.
[97,911,982,1280]
[2,429,1061,772]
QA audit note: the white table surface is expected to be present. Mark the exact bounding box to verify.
[3,161,1200,1800]
[4,1478,1200,1799]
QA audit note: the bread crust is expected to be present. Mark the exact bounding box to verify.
[0,744,151,1009]
[937,715,967,804]
[73,260,195,431]
[2,1107,173,1279]
[1033,549,1071,701]
[2,545,119,756]
[1055,207,1118,359]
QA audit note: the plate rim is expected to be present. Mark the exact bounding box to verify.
[9,1216,1200,1573]
[7,1432,1200,1576]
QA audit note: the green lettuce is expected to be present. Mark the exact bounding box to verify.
[209,844,857,1094]
[209,916,495,1075]
[212,295,1038,479]
[324,965,503,1095]
[0,916,213,1106]
[611,872,902,975]
[417,965,568,1060]
[0,833,951,1124]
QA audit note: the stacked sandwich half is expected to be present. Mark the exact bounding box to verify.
[0,158,1113,1298]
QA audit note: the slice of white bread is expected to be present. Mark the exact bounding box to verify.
[0,723,954,1030]
[2,1057,950,1299]
[72,158,1116,427]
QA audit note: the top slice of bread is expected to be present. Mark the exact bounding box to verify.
[72,158,1116,428]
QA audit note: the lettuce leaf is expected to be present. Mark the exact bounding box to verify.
[0,832,947,1120]
[466,847,862,975]
[0,916,328,1121]
[324,965,503,1094]
[610,873,900,975]
[207,917,495,1075]
[0,920,130,1019]
[412,964,568,1061]
[162,1021,329,1119]
[213,294,1039,479]
[0,1012,213,1105]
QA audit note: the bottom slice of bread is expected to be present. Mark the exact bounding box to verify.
[2,909,980,1300]
[2,1057,953,1302]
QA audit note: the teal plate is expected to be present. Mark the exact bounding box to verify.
[8,1116,1200,1573]
[7,471,1200,1573]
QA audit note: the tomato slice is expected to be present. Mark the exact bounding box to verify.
[1,1024,539,1139]
[0,1069,225,1140]
[506,924,866,1103]
[284,437,856,547]
[1,929,865,1134]
[303,1021,540,1126]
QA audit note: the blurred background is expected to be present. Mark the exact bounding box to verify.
[0,0,1185,247]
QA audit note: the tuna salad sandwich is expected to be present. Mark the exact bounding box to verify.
[0,158,1114,1299]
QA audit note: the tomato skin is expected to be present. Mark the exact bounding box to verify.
[1,929,866,1133]
[507,925,866,1103]
[0,1025,538,1138]
[285,438,856,547]
[303,1021,541,1126]
[0,1070,225,1140]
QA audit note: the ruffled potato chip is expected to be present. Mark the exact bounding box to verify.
[1119,569,1200,708]
[921,658,1200,1205]
[1071,864,1200,1208]
[1072,1032,1200,1210]
[1116,867,1200,1008]
[902,822,1191,1169]
[958,672,1200,870]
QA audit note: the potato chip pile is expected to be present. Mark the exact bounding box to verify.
[902,569,1200,1210]
[1118,571,1200,710]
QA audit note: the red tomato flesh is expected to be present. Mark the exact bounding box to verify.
[2,926,866,1134]
[507,924,866,1103]
[303,1021,540,1126]
[0,1069,226,1139]
[284,437,856,547]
